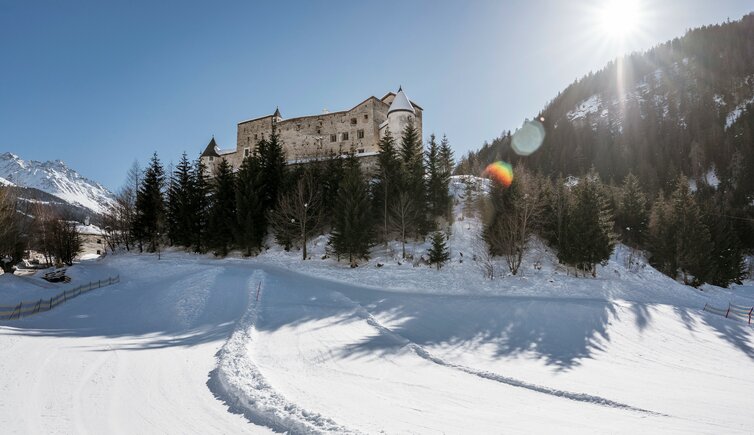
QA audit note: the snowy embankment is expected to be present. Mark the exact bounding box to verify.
[1,176,753,433]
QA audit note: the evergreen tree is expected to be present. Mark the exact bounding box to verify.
[702,200,745,287]
[669,176,712,286]
[320,152,345,227]
[399,119,429,234]
[616,172,648,247]
[560,171,615,277]
[374,128,401,243]
[207,159,237,256]
[133,152,166,253]
[425,134,445,220]
[438,134,455,219]
[166,152,195,248]
[235,154,266,256]
[427,231,450,270]
[331,154,374,266]
[647,193,676,276]
[191,155,210,253]
[257,130,286,211]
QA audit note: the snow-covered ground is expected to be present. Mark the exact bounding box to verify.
[1,177,753,433]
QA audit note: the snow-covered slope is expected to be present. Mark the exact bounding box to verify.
[1,176,752,433]
[0,152,115,214]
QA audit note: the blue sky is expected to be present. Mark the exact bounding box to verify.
[1,0,752,190]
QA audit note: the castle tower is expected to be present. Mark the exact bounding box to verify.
[385,86,416,138]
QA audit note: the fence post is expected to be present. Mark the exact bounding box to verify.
[725,304,731,318]
[749,307,753,325]
[703,303,707,312]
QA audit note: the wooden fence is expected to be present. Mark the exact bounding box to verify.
[0,275,120,320]
[703,302,754,325]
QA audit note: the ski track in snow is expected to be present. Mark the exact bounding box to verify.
[209,270,358,434]
[328,290,663,418]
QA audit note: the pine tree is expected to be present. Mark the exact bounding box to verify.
[669,176,712,286]
[439,134,455,219]
[235,154,266,256]
[425,134,444,220]
[399,119,429,234]
[258,130,286,211]
[207,159,237,256]
[191,155,210,253]
[320,152,345,227]
[560,171,615,277]
[166,152,195,248]
[133,152,165,253]
[616,172,648,247]
[374,128,401,244]
[427,231,450,270]
[331,154,374,266]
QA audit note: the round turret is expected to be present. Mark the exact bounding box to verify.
[386,87,416,138]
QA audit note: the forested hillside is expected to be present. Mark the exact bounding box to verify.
[458,13,754,196]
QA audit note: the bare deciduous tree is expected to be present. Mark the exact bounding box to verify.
[389,191,418,259]
[485,170,543,275]
[269,171,323,260]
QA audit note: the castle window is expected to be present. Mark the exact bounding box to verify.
[357,129,364,139]
[209,156,214,162]
[254,134,258,140]
[342,132,349,141]
[364,114,368,121]
[244,148,250,157]
[357,148,365,154]
[350,118,357,125]
[330,134,337,142]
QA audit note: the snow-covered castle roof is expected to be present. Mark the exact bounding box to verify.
[388,87,416,115]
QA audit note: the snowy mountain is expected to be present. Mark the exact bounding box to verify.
[0,152,115,215]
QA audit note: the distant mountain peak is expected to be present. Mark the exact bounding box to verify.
[0,152,115,214]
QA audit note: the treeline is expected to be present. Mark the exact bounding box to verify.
[0,187,82,271]
[480,167,746,287]
[106,122,455,268]
[457,14,754,242]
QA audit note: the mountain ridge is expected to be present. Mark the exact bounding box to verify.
[0,152,115,215]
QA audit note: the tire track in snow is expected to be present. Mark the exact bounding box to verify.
[330,291,664,417]
[209,271,359,434]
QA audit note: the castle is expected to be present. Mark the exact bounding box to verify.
[201,87,422,174]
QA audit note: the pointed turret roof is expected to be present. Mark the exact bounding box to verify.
[388,87,415,115]
[273,107,281,118]
[201,137,220,158]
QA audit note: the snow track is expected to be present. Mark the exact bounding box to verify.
[210,270,356,434]
[329,291,661,416]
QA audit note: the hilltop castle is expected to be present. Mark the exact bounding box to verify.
[201,87,422,174]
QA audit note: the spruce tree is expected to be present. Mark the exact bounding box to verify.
[331,154,374,266]
[235,154,266,256]
[191,155,210,253]
[439,134,455,219]
[207,159,237,256]
[166,152,194,248]
[374,128,401,243]
[616,172,648,247]
[669,176,712,286]
[133,152,166,253]
[399,119,428,234]
[561,172,615,277]
[320,152,345,227]
[258,130,286,211]
[425,134,444,220]
[427,231,450,270]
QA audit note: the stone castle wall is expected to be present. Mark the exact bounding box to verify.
[203,93,422,176]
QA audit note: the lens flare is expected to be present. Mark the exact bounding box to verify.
[511,119,546,156]
[484,161,514,187]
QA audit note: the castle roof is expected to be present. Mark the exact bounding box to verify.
[201,138,220,158]
[387,87,416,115]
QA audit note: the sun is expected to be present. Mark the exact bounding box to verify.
[597,0,641,40]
